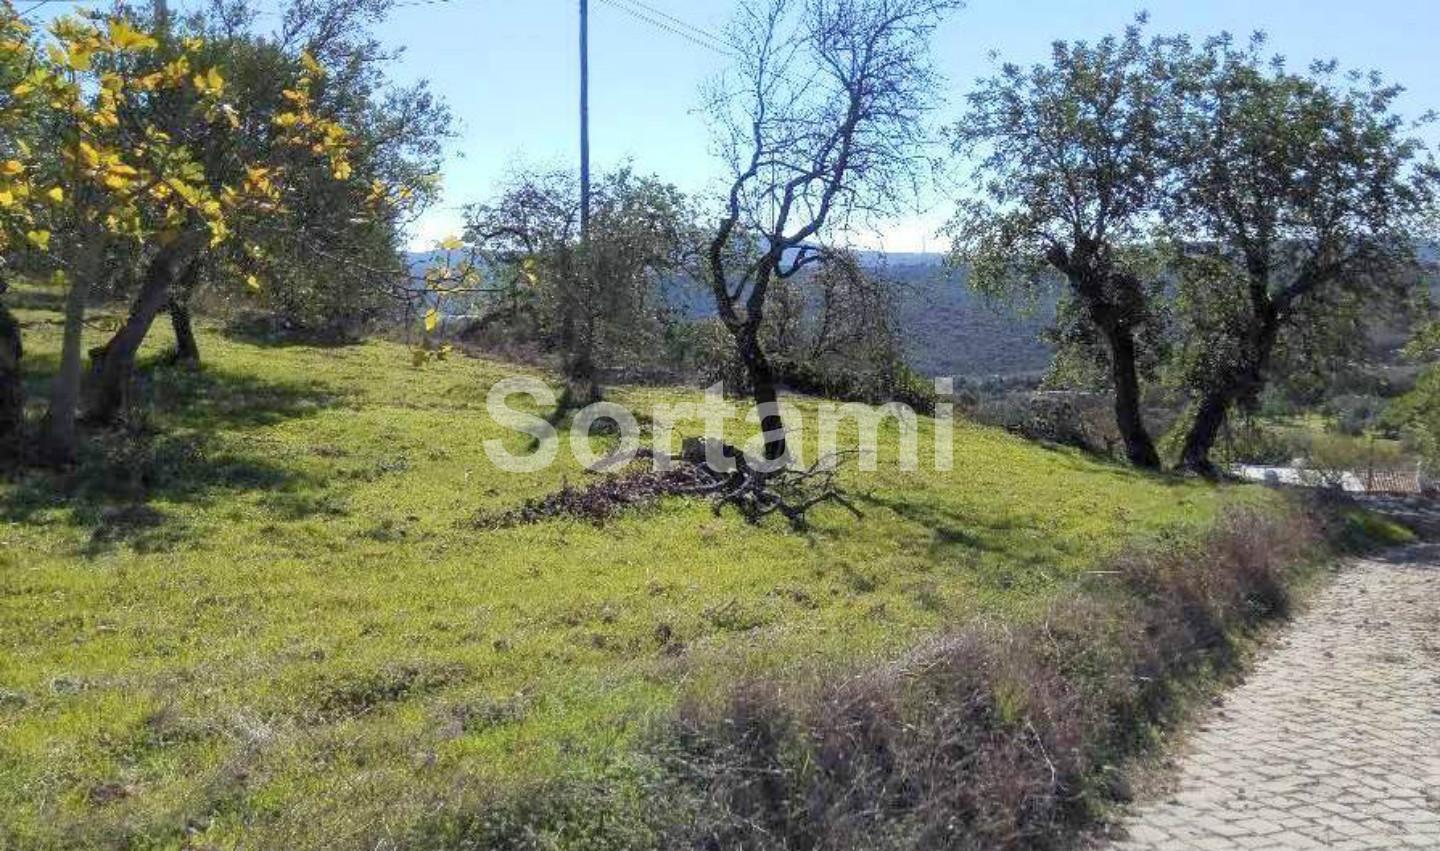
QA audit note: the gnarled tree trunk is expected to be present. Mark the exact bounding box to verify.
[1102,323,1161,469]
[167,261,201,367]
[0,294,22,460]
[169,297,200,367]
[85,236,201,425]
[1178,391,1231,478]
[1065,259,1160,470]
[1179,316,1281,477]
[738,325,787,463]
[38,226,106,466]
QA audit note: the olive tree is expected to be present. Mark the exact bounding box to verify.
[704,0,960,462]
[1166,34,1440,475]
[949,19,1180,469]
[465,166,693,405]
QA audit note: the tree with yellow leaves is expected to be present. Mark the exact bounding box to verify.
[0,4,356,462]
[81,26,362,429]
[0,4,43,459]
[198,0,450,344]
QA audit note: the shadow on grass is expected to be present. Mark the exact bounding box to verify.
[856,491,1074,593]
[220,313,367,350]
[20,351,354,432]
[4,286,68,314]
[2,359,348,553]
[857,491,999,556]
[1036,442,1196,487]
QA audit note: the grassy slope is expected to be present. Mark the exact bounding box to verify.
[0,285,1253,848]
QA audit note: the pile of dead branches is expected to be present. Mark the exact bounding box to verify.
[679,438,862,531]
[473,439,861,531]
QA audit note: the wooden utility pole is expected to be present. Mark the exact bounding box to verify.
[579,0,591,241]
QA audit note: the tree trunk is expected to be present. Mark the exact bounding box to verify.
[561,346,599,408]
[168,294,200,367]
[739,328,787,463]
[557,254,600,409]
[38,228,105,466]
[1179,317,1281,477]
[1179,390,1231,478]
[1103,324,1161,469]
[0,297,22,461]
[86,239,199,425]
[559,293,599,407]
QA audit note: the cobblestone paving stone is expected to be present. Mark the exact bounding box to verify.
[1110,544,1440,851]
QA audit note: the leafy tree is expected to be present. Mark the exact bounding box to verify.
[0,7,354,462]
[204,0,450,343]
[704,0,960,462]
[464,165,693,405]
[1165,34,1440,475]
[949,18,1180,468]
[81,9,384,426]
[0,4,35,456]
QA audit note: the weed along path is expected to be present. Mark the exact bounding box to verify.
[1110,545,1440,850]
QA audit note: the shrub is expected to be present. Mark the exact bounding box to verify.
[972,391,1120,456]
[656,504,1328,851]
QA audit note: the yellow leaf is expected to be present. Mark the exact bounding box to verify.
[26,229,50,249]
[0,159,22,176]
[0,189,13,208]
[45,186,63,203]
[424,308,439,333]
[246,275,260,291]
[108,20,159,51]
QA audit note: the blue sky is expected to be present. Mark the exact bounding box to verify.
[372,0,1440,251]
[32,0,1440,250]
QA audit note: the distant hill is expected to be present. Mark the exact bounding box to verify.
[867,252,1054,378]
[407,250,1056,379]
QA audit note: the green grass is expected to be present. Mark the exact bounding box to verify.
[0,284,1256,849]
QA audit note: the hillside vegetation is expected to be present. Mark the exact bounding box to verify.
[0,284,1255,848]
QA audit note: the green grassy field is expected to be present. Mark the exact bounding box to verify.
[0,285,1259,848]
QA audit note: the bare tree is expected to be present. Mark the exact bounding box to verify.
[704,0,960,462]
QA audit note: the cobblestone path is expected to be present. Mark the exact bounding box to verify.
[1110,545,1440,850]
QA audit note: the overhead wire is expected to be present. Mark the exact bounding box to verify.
[593,0,734,58]
[609,0,727,49]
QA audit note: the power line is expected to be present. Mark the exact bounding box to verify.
[18,0,93,14]
[613,0,727,50]
[594,0,734,58]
